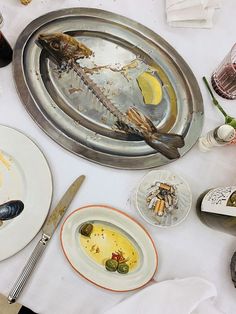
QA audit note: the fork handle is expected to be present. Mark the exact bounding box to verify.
[8,234,50,304]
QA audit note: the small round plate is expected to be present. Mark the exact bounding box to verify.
[60,205,158,292]
[0,125,52,261]
[135,170,192,227]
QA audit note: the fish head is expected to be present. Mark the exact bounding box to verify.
[37,32,93,65]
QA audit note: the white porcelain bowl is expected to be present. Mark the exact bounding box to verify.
[135,170,192,227]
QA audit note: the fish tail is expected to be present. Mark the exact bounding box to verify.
[155,133,185,148]
[126,108,184,145]
[126,107,184,153]
[126,107,157,133]
[144,136,181,160]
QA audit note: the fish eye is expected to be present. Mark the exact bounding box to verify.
[50,41,60,50]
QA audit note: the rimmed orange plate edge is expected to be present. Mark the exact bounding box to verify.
[60,204,158,292]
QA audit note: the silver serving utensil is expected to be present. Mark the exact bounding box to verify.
[8,175,85,304]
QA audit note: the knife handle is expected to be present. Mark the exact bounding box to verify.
[8,234,50,304]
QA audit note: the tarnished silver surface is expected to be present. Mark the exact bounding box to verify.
[13,8,203,169]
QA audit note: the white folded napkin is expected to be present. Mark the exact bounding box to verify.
[166,0,222,28]
[104,277,224,314]
[168,8,215,28]
[166,0,221,11]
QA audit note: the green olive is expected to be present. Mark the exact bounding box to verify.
[230,192,236,203]
[105,259,118,272]
[228,191,236,207]
[117,263,129,274]
[80,223,93,237]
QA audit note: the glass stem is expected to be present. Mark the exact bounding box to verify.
[203,76,228,118]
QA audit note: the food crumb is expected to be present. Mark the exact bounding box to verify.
[90,244,96,252]
[68,87,83,94]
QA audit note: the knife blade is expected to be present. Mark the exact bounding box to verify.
[42,175,85,237]
[8,175,85,304]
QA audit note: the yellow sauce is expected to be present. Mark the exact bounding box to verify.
[80,224,139,271]
[0,151,11,188]
[0,151,11,170]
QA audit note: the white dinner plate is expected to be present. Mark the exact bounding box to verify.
[60,205,158,292]
[0,125,52,261]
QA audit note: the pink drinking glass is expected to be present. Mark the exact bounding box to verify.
[211,44,236,100]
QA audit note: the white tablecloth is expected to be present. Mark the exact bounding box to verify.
[0,0,236,313]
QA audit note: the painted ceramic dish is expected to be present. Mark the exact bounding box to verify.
[60,205,158,291]
[0,125,52,260]
[136,170,192,227]
[79,222,139,273]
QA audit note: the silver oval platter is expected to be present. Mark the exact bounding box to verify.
[13,8,203,169]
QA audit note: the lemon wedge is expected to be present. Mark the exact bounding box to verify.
[137,71,163,105]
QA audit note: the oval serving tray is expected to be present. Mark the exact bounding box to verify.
[13,8,203,169]
[60,205,158,291]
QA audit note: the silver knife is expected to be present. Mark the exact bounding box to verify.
[8,175,85,304]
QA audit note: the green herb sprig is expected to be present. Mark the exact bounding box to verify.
[203,76,236,128]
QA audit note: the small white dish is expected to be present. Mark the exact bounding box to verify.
[135,170,192,227]
[0,125,52,260]
[60,205,158,292]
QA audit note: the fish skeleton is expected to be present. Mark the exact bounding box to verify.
[37,33,184,159]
